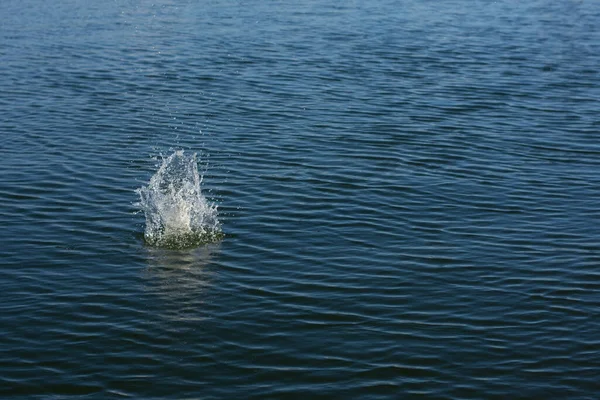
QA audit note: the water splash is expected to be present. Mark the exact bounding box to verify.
[136,151,222,249]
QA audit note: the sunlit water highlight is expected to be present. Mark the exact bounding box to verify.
[136,151,221,248]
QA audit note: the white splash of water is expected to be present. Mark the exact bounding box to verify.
[136,151,221,248]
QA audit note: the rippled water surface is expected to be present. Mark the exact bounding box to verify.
[2,0,600,398]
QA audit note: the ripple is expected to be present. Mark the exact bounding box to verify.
[1,0,600,398]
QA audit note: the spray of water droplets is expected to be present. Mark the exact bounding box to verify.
[136,151,222,249]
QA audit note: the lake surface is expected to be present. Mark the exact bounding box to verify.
[1,0,600,398]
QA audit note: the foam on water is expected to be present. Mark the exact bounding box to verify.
[136,151,221,248]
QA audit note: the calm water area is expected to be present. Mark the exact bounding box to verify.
[1,0,600,398]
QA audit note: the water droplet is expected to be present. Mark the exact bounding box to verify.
[136,151,222,248]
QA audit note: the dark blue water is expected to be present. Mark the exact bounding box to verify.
[2,0,600,398]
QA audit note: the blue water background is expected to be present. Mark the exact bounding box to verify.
[1,0,600,398]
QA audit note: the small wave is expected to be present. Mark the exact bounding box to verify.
[136,151,222,249]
